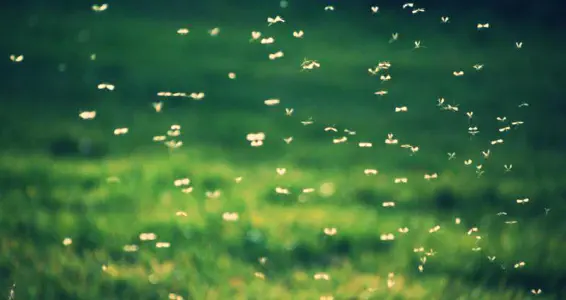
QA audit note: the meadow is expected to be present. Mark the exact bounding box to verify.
[1,3,566,299]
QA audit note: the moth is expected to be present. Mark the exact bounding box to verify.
[473,64,484,70]
[222,212,239,221]
[97,83,115,91]
[292,30,304,38]
[264,98,280,106]
[250,31,261,41]
[9,54,23,62]
[260,37,275,44]
[190,92,205,100]
[413,40,426,49]
[268,51,284,60]
[389,32,399,43]
[364,169,378,175]
[113,128,128,135]
[267,16,285,26]
[412,8,425,14]
[92,4,108,12]
[177,28,189,35]
[79,111,96,120]
[208,28,220,36]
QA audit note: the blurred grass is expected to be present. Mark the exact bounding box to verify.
[1,4,566,300]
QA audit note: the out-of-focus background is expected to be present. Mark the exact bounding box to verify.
[1,0,566,299]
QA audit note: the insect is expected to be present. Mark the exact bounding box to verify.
[79,111,96,120]
[473,64,484,70]
[301,117,314,125]
[364,169,378,175]
[264,98,280,106]
[481,149,490,159]
[113,128,129,135]
[260,37,275,44]
[394,177,408,184]
[250,31,261,41]
[9,54,23,62]
[477,23,490,30]
[324,5,335,11]
[395,106,408,112]
[516,198,529,204]
[92,3,108,12]
[402,3,414,9]
[222,212,239,221]
[441,16,450,23]
[453,71,464,77]
[177,28,189,35]
[389,32,399,43]
[371,6,379,13]
[267,16,285,26]
[412,8,425,14]
[444,104,459,112]
[476,165,484,178]
[385,133,398,145]
[293,30,304,38]
[285,108,294,116]
[515,41,523,49]
[190,92,205,100]
[301,59,320,70]
[447,152,456,160]
[468,126,479,136]
[413,40,426,50]
[8,283,15,300]
[424,173,438,180]
[152,102,163,112]
[323,227,337,236]
[97,83,115,91]
[268,51,284,60]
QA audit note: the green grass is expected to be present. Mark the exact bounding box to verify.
[1,5,566,300]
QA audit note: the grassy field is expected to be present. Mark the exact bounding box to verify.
[1,4,566,299]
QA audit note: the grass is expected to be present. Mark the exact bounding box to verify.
[1,4,566,299]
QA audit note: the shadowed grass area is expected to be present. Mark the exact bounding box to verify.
[1,4,566,300]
